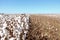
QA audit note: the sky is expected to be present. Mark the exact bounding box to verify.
[0,0,60,14]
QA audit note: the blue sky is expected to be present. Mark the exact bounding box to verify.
[0,0,60,14]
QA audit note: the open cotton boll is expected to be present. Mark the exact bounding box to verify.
[0,14,29,40]
[9,37,15,40]
[3,22,7,29]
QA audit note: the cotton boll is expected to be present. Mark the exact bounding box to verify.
[0,30,4,37]
[9,37,15,40]
[24,31,28,34]
[22,35,26,40]
[25,23,29,29]
[3,22,7,29]
[1,37,5,40]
